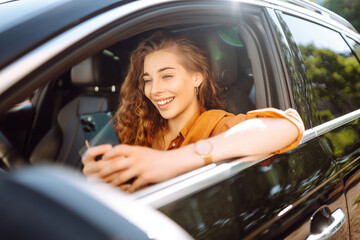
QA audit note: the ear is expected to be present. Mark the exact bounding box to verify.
[193,72,203,87]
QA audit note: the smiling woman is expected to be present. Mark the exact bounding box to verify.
[81,31,305,192]
[143,50,203,146]
[116,32,224,148]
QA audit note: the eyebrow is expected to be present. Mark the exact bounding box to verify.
[143,67,175,77]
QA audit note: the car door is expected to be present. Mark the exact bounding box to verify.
[133,135,348,240]
[133,2,351,239]
[337,36,360,240]
[314,36,360,240]
[270,6,360,240]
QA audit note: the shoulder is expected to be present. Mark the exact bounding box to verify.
[181,109,246,145]
[199,109,234,119]
[199,109,247,136]
[204,109,246,136]
[181,109,233,145]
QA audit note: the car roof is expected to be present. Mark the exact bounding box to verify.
[0,0,357,71]
[0,0,127,69]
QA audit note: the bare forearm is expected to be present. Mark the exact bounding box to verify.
[210,118,298,161]
[169,118,299,174]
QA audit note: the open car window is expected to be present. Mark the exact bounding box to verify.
[1,2,277,186]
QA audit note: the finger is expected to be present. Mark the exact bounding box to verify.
[102,170,125,183]
[82,144,113,164]
[103,171,119,183]
[100,157,130,178]
[119,184,132,192]
[85,140,90,148]
[128,177,148,193]
[109,169,138,186]
[102,144,135,159]
[83,159,109,175]
[103,171,136,185]
[83,162,99,175]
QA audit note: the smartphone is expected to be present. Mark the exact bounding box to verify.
[79,112,134,183]
[79,112,120,147]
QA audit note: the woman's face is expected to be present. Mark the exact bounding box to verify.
[143,49,202,122]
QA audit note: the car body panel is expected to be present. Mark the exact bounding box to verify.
[0,0,128,69]
[316,116,360,240]
[157,137,346,239]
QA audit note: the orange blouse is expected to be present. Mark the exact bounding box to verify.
[167,108,305,155]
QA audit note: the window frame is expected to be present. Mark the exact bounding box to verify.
[118,4,289,205]
[343,35,360,62]
[0,0,290,203]
[274,8,360,127]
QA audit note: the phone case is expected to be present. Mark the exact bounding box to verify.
[79,112,120,147]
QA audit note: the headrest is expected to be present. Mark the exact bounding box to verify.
[71,51,121,88]
[71,57,101,86]
[205,30,238,88]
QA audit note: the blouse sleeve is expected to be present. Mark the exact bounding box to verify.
[246,108,305,154]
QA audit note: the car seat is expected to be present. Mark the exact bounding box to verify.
[30,54,118,168]
[194,27,255,114]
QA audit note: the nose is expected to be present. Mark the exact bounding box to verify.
[151,78,165,95]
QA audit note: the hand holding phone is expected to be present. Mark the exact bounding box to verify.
[79,112,135,183]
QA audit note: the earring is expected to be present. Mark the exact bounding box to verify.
[195,86,199,95]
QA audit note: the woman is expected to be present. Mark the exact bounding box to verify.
[82,32,305,192]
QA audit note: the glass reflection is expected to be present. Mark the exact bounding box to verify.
[273,11,315,127]
[160,139,338,239]
[316,118,360,240]
[280,13,360,125]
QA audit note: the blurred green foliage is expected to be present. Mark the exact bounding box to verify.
[324,127,358,156]
[323,0,360,32]
[300,44,360,123]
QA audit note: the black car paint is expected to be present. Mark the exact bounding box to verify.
[0,0,128,69]
[159,137,348,239]
[318,118,360,239]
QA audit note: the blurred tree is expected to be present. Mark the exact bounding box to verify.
[323,0,360,32]
[300,45,360,122]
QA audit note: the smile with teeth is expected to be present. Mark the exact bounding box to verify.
[157,97,174,106]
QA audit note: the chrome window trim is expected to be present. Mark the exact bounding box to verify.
[313,109,360,136]
[0,0,176,94]
[301,128,317,144]
[133,157,262,208]
[268,0,360,41]
[133,129,315,208]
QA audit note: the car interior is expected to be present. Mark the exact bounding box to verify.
[0,24,257,173]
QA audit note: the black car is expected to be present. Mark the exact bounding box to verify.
[1,0,360,239]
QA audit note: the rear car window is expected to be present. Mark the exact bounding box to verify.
[282,14,360,125]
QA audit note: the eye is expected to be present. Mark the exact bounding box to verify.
[163,74,172,79]
[143,78,152,84]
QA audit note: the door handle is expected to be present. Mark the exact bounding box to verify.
[306,208,346,240]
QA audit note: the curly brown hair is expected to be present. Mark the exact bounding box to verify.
[115,31,224,147]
